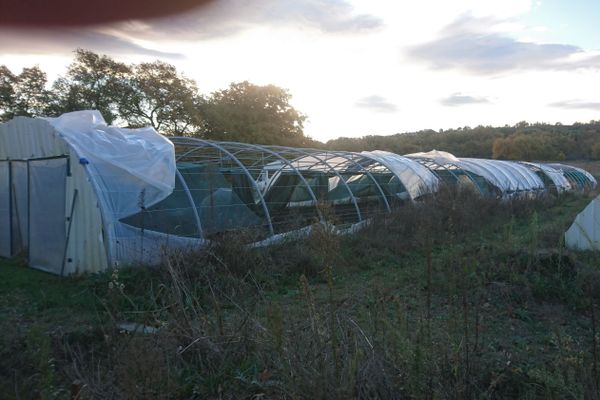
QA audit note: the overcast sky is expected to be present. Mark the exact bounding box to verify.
[2,0,600,141]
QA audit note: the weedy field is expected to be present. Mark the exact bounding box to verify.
[1,188,600,399]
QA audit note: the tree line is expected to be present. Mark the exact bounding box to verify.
[326,121,600,161]
[2,49,600,160]
[0,49,313,147]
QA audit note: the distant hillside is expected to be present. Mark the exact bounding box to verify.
[326,121,600,161]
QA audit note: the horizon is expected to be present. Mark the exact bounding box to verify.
[2,0,600,141]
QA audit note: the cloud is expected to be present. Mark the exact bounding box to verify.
[355,95,398,112]
[116,0,383,40]
[441,93,490,106]
[0,0,382,58]
[549,100,600,110]
[408,14,595,74]
[0,29,185,59]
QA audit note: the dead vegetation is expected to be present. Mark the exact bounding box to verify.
[1,187,600,399]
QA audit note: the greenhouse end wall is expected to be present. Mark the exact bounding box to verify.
[0,117,109,275]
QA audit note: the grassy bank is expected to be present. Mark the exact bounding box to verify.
[1,189,599,399]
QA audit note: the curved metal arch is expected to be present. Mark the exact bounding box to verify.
[288,150,400,212]
[459,158,515,193]
[565,170,588,190]
[549,164,584,191]
[415,158,486,196]
[210,141,325,222]
[454,166,489,195]
[361,151,439,200]
[370,152,431,186]
[415,158,460,182]
[517,162,546,189]
[171,138,275,236]
[484,159,536,192]
[519,162,558,192]
[472,159,519,191]
[548,163,588,191]
[569,165,597,188]
[324,150,392,213]
[493,160,529,190]
[496,160,544,191]
[175,169,203,238]
[485,160,525,191]
[269,147,363,222]
[535,163,571,191]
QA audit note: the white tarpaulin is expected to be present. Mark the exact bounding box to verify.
[406,150,459,164]
[522,162,572,192]
[42,110,176,268]
[44,110,176,218]
[406,150,544,194]
[565,194,600,251]
[362,150,439,200]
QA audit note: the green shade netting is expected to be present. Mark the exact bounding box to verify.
[121,163,262,237]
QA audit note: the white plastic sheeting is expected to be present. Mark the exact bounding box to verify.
[0,116,109,273]
[44,110,176,218]
[462,159,544,193]
[565,194,600,251]
[406,150,544,194]
[453,159,511,192]
[550,163,598,189]
[521,162,572,192]
[115,223,207,266]
[570,166,597,186]
[3,109,598,273]
[406,150,459,164]
[41,111,177,267]
[361,150,439,199]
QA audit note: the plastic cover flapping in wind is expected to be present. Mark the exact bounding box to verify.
[43,110,177,267]
[43,110,176,218]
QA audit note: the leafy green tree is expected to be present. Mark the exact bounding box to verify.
[490,131,562,160]
[492,137,510,159]
[0,65,50,121]
[201,81,308,146]
[591,141,600,160]
[12,66,51,117]
[0,66,16,121]
[118,61,202,135]
[50,49,130,123]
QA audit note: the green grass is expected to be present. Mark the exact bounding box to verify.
[1,191,600,399]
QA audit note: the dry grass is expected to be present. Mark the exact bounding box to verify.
[2,188,600,399]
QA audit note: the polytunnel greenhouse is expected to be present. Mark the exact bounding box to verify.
[122,141,439,241]
[0,111,597,275]
[548,163,597,191]
[405,150,554,197]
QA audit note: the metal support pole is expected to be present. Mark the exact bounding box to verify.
[172,138,275,236]
[281,148,363,222]
[175,169,204,239]
[330,151,392,213]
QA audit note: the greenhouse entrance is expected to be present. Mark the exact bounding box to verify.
[28,158,68,274]
[0,161,9,258]
[10,161,28,256]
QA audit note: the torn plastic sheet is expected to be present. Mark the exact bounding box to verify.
[43,110,175,218]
